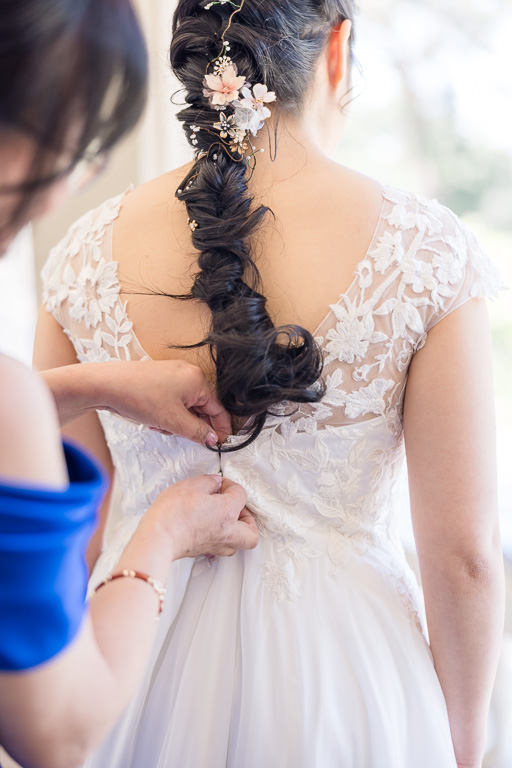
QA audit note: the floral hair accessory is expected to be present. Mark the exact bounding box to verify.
[239,84,276,124]
[203,64,246,107]
[232,103,262,136]
[200,0,276,165]
[212,112,238,139]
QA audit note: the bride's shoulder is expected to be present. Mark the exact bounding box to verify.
[110,165,193,257]
[374,183,504,328]
[116,164,192,226]
[43,164,188,271]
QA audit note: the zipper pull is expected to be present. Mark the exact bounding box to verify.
[217,443,223,477]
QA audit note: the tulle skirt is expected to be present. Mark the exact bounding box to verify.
[84,529,457,768]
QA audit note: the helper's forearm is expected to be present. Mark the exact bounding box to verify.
[424,549,504,766]
[40,363,109,426]
[40,359,227,445]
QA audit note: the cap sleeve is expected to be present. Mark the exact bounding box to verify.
[421,208,505,333]
[40,187,132,330]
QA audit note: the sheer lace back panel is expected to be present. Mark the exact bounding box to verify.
[42,184,502,610]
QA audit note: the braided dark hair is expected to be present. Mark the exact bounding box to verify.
[170,0,355,450]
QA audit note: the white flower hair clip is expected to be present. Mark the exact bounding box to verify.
[201,0,276,164]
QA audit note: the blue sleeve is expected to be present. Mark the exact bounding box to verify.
[0,441,107,671]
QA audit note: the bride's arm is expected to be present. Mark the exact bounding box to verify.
[403,297,504,768]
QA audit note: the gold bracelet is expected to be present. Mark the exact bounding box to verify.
[91,569,166,616]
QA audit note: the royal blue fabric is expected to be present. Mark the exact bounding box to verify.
[0,441,106,671]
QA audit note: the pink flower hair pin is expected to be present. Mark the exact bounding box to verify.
[203,64,246,107]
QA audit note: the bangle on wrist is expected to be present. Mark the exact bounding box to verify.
[91,569,166,616]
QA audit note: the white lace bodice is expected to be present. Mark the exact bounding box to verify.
[41,184,502,625]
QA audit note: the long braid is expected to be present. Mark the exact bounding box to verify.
[169,0,355,450]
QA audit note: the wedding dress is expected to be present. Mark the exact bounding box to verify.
[42,184,502,767]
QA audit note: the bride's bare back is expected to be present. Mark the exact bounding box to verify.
[112,152,384,376]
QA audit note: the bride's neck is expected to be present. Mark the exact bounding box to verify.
[246,112,334,191]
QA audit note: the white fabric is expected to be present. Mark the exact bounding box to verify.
[0,226,37,366]
[42,184,502,767]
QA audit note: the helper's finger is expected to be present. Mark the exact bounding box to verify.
[215,547,238,558]
[169,405,219,447]
[218,478,248,515]
[193,391,232,443]
[238,507,259,534]
[184,473,223,494]
[229,520,259,551]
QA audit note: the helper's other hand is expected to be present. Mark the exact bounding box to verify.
[143,474,258,560]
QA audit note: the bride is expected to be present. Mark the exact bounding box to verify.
[35,1,504,766]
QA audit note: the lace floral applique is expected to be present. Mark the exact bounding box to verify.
[327,527,370,574]
[41,185,504,622]
[262,561,301,603]
[337,378,395,420]
[68,260,119,329]
[65,329,111,364]
[42,188,132,329]
[372,230,405,274]
[388,565,426,638]
[324,298,388,365]
[65,300,135,362]
[258,512,322,602]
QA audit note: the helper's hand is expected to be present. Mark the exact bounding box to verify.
[143,475,258,559]
[92,359,231,445]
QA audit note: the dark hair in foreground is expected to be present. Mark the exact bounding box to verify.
[0,0,147,231]
[170,0,355,450]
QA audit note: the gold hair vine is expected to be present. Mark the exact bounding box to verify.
[200,0,276,169]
